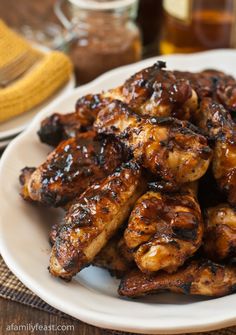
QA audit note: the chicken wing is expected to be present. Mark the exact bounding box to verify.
[49,161,146,279]
[118,258,236,298]
[104,61,198,120]
[38,94,110,146]
[94,100,212,185]
[204,204,236,261]
[124,183,203,273]
[174,69,236,111]
[20,131,125,207]
[38,65,236,148]
[49,225,133,278]
[194,98,236,206]
[38,62,198,147]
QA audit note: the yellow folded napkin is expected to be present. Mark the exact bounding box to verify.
[0,20,73,123]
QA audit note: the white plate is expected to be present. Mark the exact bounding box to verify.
[0,138,11,150]
[0,47,75,140]
[1,50,236,334]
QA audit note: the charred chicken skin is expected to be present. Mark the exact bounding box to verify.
[204,204,236,261]
[38,94,110,146]
[124,183,203,273]
[94,100,212,185]
[194,98,236,206]
[104,61,198,120]
[118,258,236,298]
[50,225,133,278]
[20,131,125,207]
[49,161,146,280]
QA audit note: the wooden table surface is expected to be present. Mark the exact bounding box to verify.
[0,298,104,335]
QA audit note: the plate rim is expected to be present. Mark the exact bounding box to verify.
[1,49,236,334]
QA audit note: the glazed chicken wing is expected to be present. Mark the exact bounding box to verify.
[104,61,198,120]
[38,94,110,146]
[38,66,236,148]
[174,69,236,111]
[124,183,203,273]
[194,98,236,206]
[50,225,133,278]
[49,161,145,279]
[204,204,236,261]
[20,131,125,207]
[118,258,236,298]
[38,62,198,147]
[94,100,212,185]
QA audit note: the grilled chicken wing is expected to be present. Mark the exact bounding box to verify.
[94,100,212,185]
[50,225,133,278]
[194,98,236,206]
[124,183,203,273]
[38,65,236,148]
[204,204,236,261]
[38,94,110,146]
[104,61,198,120]
[49,161,145,279]
[174,69,236,111]
[118,258,236,298]
[38,62,198,147]
[20,131,125,207]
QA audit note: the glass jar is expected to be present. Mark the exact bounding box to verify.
[160,0,236,54]
[56,0,142,84]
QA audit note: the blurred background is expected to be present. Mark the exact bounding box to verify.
[1,0,236,84]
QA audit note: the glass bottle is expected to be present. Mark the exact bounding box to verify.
[137,0,163,55]
[160,0,236,54]
[56,0,142,84]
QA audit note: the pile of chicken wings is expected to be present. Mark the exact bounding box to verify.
[20,61,236,299]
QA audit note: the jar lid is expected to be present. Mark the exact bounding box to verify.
[68,0,138,10]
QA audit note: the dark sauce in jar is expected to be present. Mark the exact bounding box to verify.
[68,0,142,84]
